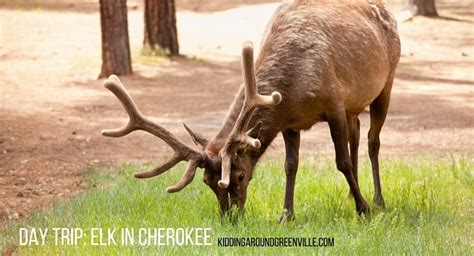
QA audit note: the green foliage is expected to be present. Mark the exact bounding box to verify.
[1,156,472,255]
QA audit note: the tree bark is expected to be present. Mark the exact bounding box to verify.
[99,0,132,78]
[144,0,179,56]
[408,0,438,16]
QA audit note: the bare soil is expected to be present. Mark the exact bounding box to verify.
[0,0,473,226]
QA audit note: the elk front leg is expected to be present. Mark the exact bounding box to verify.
[347,114,360,197]
[327,109,369,215]
[279,129,300,223]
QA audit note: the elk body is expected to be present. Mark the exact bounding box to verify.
[102,0,400,220]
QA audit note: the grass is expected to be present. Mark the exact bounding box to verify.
[131,45,172,66]
[1,155,473,255]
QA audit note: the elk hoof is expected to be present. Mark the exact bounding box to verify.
[357,202,370,216]
[373,195,386,209]
[279,209,294,223]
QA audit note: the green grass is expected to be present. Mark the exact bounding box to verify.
[1,155,473,255]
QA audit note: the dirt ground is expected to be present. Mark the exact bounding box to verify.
[0,0,473,226]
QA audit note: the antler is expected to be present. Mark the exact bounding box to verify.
[218,42,282,189]
[101,75,204,193]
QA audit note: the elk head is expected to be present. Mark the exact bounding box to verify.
[101,42,281,215]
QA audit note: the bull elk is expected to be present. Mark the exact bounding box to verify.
[102,0,400,220]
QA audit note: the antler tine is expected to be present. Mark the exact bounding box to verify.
[101,75,144,137]
[135,155,200,193]
[134,153,182,178]
[102,75,204,191]
[218,153,232,189]
[165,160,199,193]
[242,41,282,110]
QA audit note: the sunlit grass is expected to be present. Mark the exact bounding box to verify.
[132,45,171,66]
[1,155,472,255]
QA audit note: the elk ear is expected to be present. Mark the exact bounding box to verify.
[183,123,208,149]
[246,122,262,139]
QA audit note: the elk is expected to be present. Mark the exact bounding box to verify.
[101,0,400,220]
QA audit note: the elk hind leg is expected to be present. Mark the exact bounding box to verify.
[347,114,360,197]
[280,129,300,223]
[368,81,393,208]
[328,109,369,215]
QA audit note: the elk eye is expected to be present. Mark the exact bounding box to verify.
[238,173,245,181]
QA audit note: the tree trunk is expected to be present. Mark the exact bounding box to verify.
[144,0,179,56]
[99,0,132,78]
[409,0,438,16]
